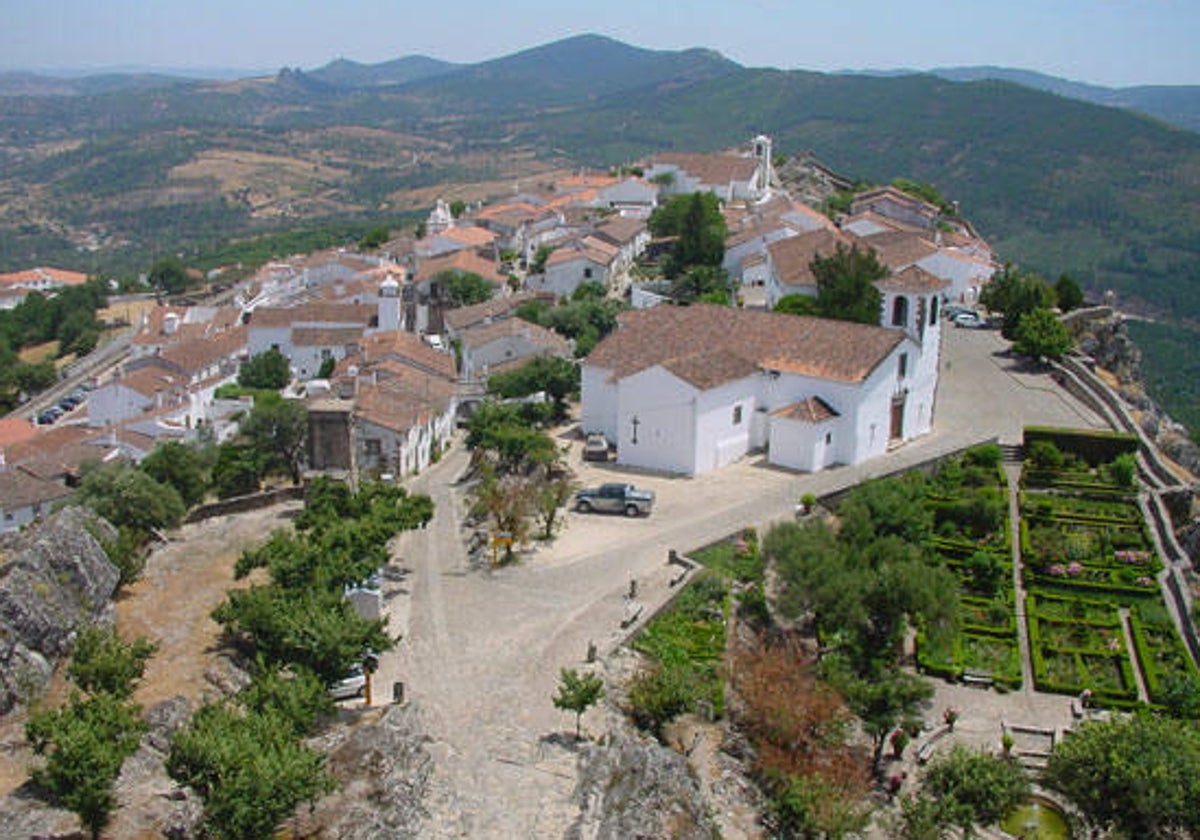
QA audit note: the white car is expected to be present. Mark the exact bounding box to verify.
[953,311,985,329]
[328,665,366,700]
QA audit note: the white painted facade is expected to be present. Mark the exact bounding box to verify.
[356,400,457,480]
[583,333,926,476]
[534,253,611,299]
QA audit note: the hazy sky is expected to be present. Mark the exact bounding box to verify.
[2,0,1197,87]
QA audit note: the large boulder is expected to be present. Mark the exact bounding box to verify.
[300,703,433,839]
[568,729,717,840]
[0,507,119,714]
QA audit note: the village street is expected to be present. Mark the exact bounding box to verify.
[374,326,1108,839]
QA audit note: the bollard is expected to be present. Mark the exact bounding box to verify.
[629,578,638,599]
[392,681,405,705]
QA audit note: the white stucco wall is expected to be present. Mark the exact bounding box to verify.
[693,378,758,473]
[580,365,617,439]
[615,366,698,475]
[769,416,838,472]
[536,258,609,299]
[88,383,152,427]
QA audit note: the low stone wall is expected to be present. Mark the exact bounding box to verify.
[184,485,305,523]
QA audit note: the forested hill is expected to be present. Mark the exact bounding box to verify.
[1,34,1198,322]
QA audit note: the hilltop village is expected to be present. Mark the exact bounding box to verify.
[0,137,998,517]
[7,136,1200,840]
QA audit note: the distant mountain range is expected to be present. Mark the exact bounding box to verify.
[851,66,1200,133]
[6,46,1197,133]
[0,33,1197,326]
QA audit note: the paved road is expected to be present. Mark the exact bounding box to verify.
[370,326,1108,838]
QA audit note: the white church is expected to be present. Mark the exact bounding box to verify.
[580,267,946,475]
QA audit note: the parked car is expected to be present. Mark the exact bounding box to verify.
[573,482,655,517]
[328,664,366,700]
[953,311,985,329]
[582,433,611,462]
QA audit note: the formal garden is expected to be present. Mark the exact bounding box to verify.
[916,444,1022,689]
[1018,428,1198,709]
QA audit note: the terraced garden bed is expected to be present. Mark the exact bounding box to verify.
[1019,433,1195,707]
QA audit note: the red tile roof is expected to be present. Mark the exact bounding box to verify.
[458,317,571,356]
[767,229,850,289]
[854,231,939,270]
[0,417,38,450]
[358,330,456,381]
[652,153,759,187]
[586,304,903,387]
[249,303,376,329]
[773,396,840,423]
[0,266,89,287]
[0,466,74,509]
[875,265,949,294]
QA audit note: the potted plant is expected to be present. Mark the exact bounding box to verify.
[797,493,817,516]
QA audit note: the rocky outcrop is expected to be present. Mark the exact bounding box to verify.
[1070,309,1200,479]
[0,507,119,714]
[568,729,717,840]
[300,703,434,839]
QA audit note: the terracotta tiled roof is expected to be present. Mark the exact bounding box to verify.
[458,317,571,356]
[291,326,364,348]
[414,250,507,286]
[841,210,921,238]
[586,304,903,387]
[354,373,455,435]
[662,348,760,390]
[443,291,549,333]
[855,231,939,270]
[249,303,376,329]
[114,366,189,398]
[0,467,73,509]
[0,417,38,450]
[0,266,89,287]
[773,396,840,423]
[439,226,498,247]
[875,265,949,294]
[7,424,107,481]
[474,201,544,221]
[652,153,759,187]
[157,326,247,374]
[851,186,940,220]
[545,243,615,270]
[593,216,646,247]
[556,174,619,192]
[767,229,850,289]
[358,330,456,381]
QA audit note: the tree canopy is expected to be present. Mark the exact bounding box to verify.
[438,270,494,307]
[649,192,727,278]
[148,256,192,295]
[139,440,210,508]
[552,668,605,738]
[1042,713,1200,839]
[1012,307,1072,360]
[919,745,1030,836]
[74,461,186,539]
[980,264,1056,339]
[238,348,291,390]
[239,395,308,485]
[811,243,887,325]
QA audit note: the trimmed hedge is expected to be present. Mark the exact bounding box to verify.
[1023,426,1138,466]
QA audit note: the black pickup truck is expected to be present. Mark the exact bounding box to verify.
[573,483,656,517]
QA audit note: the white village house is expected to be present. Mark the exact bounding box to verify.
[581,290,943,475]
